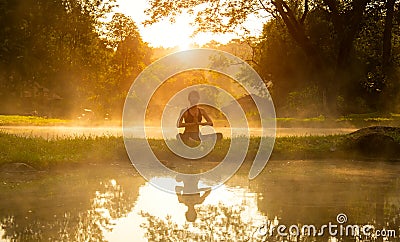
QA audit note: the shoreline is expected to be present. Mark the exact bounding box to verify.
[1,128,399,171]
[0,125,357,139]
[2,114,400,129]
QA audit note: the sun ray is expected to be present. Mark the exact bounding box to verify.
[178,39,192,51]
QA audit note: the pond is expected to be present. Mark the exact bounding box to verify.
[0,159,399,241]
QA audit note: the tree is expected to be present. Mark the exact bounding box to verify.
[145,0,400,115]
[0,0,152,118]
[383,0,396,68]
[95,13,151,115]
[0,0,118,116]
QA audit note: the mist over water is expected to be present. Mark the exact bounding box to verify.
[1,160,399,241]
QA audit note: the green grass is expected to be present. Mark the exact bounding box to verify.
[0,132,350,170]
[1,114,400,128]
[1,125,400,170]
[0,132,131,168]
[276,115,326,123]
[273,135,340,159]
[0,115,70,126]
[276,113,400,128]
[336,113,400,123]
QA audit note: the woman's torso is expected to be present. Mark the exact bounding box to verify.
[183,107,202,133]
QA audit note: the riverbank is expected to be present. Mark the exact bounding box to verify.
[0,115,71,126]
[1,128,399,171]
[2,114,400,128]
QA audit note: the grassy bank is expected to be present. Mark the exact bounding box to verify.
[0,115,71,126]
[2,114,400,128]
[276,113,400,128]
[3,130,398,170]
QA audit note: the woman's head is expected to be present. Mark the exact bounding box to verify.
[188,90,200,105]
[186,206,197,222]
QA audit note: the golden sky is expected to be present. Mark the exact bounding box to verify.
[115,0,264,49]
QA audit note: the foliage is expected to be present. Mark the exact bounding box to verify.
[1,0,399,118]
[0,177,137,241]
[0,0,151,118]
[140,203,267,241]
[145,0,400,116]
[140,201,400,241]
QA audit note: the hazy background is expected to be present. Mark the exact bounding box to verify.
[0,0,399,120]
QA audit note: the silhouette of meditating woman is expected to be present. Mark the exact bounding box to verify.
[175,175,211,222]
[177,90,222,144]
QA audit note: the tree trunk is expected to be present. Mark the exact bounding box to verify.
[272,0,335,114]
[335,0,369,69]
[382,0,395,68]
[322,0,370,115]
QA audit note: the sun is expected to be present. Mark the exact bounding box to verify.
[115,0,246,48]
[178,39,193,51]
[115,0,244,48]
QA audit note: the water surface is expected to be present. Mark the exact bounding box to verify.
[1,159,399,241]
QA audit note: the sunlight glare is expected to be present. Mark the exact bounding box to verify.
[115,0,244,48]
[178,40,192,51]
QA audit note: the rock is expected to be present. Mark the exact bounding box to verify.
[348,126,400,137]
[354,133,398,157]
[0,163,37,173]
[346,126,400,158]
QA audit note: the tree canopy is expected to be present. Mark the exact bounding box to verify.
[0,0,399,118]
[145,0,400,116]
[0,0,151,118]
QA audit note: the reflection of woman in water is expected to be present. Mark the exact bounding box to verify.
[175,175,211,222]
[177,90,222,143]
